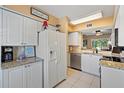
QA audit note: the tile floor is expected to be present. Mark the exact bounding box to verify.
[55,68,100,88]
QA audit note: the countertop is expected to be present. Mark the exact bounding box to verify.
[99,60,124,70]
[1,57,43,69]
[82,50,124,58]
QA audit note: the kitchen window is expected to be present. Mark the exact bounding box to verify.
[83,40,87,48]
[92,38,109,49]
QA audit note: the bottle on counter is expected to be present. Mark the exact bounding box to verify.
[96,49,98,53]
[96,47,100,53]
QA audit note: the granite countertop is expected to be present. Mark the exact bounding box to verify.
[99,60,124,70]
[81,50,124,58]
[1,57,43,69]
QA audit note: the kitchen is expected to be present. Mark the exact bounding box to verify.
[0,5,124,88]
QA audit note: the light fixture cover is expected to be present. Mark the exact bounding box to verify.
[70,12,103,25]
[96,30,103,36]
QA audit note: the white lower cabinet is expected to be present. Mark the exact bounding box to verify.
[81,54,102,76]
[0,70,2,88]
[24,62,43,88]
[3,66,24,88]
[2,62,43,88]
[101,66,124,88]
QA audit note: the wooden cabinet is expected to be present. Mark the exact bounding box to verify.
[81,54,102,76]
[1,9,38,46]
[2,62,43,88]
[101,66,124,88]
[23,17,38,46]
[2,10,23,46]
[69,32,82,46]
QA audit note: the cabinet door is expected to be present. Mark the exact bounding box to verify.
[115,7,120,29]
[0,70,2,88]
[101,66,124,88]
[2,10,23,45]
[23,64,30,88]
[81,54,101,76]
[81,54,90,72]
[29,62,43,88]
[89,55,101,76]
[0,8,2,45]
[37,21,42,32]
[3,66,25,88]
[23,17,37,45]
[118,6,124,46]
[23,62,43,88]
[69,32,79,46]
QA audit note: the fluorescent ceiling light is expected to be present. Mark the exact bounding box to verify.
[70,12,103,25]
[96,30,103,36]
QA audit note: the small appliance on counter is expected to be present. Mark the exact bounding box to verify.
[17,46,35,61]
[24,46,35,58]
[1,46,13,62]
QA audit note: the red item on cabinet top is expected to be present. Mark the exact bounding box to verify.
[43,20,48,27]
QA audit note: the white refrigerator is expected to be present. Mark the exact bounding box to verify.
[37,29,67,88]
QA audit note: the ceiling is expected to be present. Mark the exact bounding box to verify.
[34,5,115,21]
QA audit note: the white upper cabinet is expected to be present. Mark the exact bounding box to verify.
[37,21,42,32]
[23,17,38,46]
[1,9,38,46]
[115,7,120,29]
[69,32,82,46]
[2,10,23,46]
[0,8,2,45]
[115,6,124,46]
[118,6,124,46]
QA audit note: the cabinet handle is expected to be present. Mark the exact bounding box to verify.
[28,65,30,67]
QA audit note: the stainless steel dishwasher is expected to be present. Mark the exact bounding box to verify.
[70,53,81,70]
